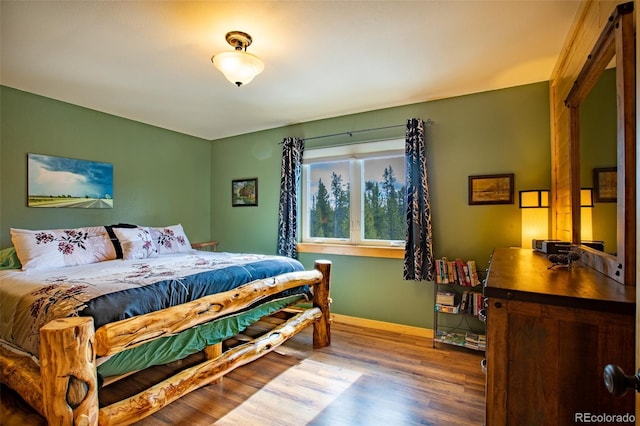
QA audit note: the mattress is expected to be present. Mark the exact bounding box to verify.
[0,250,310,378]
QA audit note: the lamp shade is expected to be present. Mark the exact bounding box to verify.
[580,188,594,207]
[580,188,594,240]
[519,190,549,248]
[212,51,264,87]
[519,190,549,208]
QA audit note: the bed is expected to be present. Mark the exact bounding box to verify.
[0,224,331,425]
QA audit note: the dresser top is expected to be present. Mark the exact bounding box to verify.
[484,247,636,314]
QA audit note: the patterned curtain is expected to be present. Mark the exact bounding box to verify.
[277,137,305,258]
[404,118,435,281]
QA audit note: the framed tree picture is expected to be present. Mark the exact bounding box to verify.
[232,178,258,206]
[468,173,514,205]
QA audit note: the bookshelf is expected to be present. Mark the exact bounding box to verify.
[433,257,486,351]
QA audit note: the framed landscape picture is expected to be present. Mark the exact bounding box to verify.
[28,153,113,208]
[468,173,514,205]
[232,178,258,206]
[593,167,617,202]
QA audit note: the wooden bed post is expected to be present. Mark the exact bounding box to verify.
[40,317,99,426]
[312,260,331,348]
[204,342,223,384]
[204,342,223,360]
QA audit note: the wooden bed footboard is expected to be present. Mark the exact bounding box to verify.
[1,260,331,425]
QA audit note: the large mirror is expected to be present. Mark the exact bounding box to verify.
[565,2,635,285]
[580,67,617,254]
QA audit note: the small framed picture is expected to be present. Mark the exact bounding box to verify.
[593,167,617,202]
[468,173,514,205]
[232,178,258,207]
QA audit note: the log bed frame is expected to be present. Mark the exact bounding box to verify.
[0,259,332,425]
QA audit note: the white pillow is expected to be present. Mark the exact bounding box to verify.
[10,226,116,271]
[150,224,192,254]
[111,227,159,260]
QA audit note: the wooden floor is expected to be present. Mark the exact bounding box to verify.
[0,319,486,425]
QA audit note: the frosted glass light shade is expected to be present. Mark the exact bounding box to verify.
[519,190,549,208]
[580,188,594,240]
[580,188,594,207]
[212,51,264,87]
[581,207,593,240]
[521,208,549,248]
[519,190,549,248]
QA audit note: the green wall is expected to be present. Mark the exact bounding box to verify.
[0,86,212,248]
[210,82,552,328]
[1,82,552,330]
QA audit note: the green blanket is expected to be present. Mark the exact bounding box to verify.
[97,294,304,378]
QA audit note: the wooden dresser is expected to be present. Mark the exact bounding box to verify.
[484,247,636,425]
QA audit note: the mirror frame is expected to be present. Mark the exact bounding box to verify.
[564,2,635,285]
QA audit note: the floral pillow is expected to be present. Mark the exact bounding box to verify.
[10,227,116,271]
[111,227,159,260]
[150,224,192,254]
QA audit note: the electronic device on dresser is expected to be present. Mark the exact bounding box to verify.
[532,239,604,253]
[532,239,570,254]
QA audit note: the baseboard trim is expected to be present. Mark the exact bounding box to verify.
[331,313,433,338]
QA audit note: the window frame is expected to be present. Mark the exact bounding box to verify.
[300,139,406,249]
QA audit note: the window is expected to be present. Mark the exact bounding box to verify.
[301,139,406,247]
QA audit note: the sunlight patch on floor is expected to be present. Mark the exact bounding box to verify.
[214,358,361,425]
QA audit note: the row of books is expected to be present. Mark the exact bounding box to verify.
[434,330,486,351]
[434,330,465,346]
[435,291,484,316]
[435,257,481,286]
[464,332,486,351]
[460,290,484,316]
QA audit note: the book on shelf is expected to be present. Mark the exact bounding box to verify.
[435,304,459,314]
[475,292,483,315]
[447,259,456,282]
[467,260,481,286]
[436,291,455,306]
[460,290,469,313]
[435,258,444,283]
[436,257,452,284]
[455,258,468,286]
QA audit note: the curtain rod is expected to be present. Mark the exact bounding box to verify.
[300,119,435,142]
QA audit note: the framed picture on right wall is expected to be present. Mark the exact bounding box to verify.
[593,167,617,202]
[468,173,514,205]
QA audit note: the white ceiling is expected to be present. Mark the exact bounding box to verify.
[0,1,581,141]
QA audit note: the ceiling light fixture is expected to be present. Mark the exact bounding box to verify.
[211,31,264,87]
